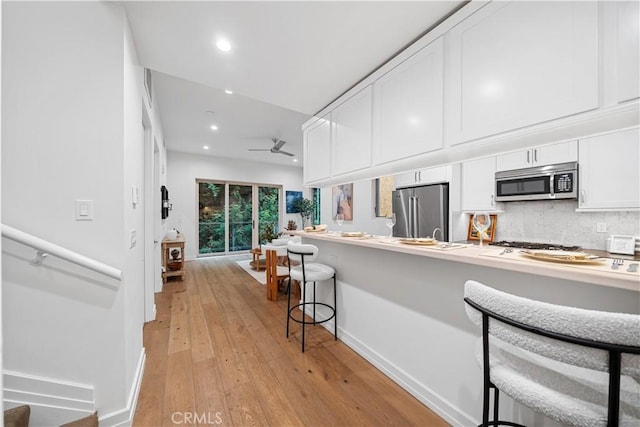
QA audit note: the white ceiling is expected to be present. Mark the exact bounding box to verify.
[122,1,465,167]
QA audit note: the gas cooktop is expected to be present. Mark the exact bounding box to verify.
[489,241,582,251]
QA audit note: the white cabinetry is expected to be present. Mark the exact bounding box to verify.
[446,1,598,145]
[374,37,443,164]
[394,165,449,189]
[496,141,578,171]
[331,86,372,176]
[578,128,640,211]
[605,1,640,104]
[303,114,332,184]
[461,157,497,212]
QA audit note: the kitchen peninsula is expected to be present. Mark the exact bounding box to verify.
[289,231,640,426]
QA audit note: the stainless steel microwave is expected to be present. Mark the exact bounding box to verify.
[495,162,578,202]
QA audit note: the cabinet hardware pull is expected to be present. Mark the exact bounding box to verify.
[534,149,538,163]
[526,150,530,164]
[490,195,494,206]
[580,190,585,204]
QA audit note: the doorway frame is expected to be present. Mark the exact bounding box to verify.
[196,179,283,256]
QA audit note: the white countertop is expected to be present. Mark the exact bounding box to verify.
[289,231,640,292]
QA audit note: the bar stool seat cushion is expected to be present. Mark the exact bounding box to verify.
[465,280,640,427]
[289,263,335,282]
[482,339,640,427]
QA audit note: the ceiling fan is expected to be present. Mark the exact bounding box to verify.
[248,138,294,157]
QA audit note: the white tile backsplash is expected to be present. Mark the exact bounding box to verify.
[494,200,640,250]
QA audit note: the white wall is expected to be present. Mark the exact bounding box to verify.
[167,151,304,259]
[319,180,389,236]
[2,2,161,424]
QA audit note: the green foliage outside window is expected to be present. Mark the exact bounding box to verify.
[198,182,281,254]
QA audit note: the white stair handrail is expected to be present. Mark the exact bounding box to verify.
[1,224,122,280]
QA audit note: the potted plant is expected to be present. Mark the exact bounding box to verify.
[293,197,315,228]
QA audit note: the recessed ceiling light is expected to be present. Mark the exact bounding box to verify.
[210,125,218,131]
[203,145,209,150]
[225,89,233,95]
[216,39,231,52]
[293,158,298,163]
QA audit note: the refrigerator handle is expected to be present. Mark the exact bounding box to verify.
[411,197,419,238]
[407,196,415,237]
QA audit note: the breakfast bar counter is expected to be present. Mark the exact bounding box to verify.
[289,231,639,292]
[287,230,640,426]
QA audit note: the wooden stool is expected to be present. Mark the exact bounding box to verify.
[266,249,289,301]
[250,247,264,271]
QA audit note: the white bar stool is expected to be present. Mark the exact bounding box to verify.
[286,241,337,352]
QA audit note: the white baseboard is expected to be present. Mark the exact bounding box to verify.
[302,306,476,427]
[3,370,95,426]
[3,348,147,427]
[100,348,146,426]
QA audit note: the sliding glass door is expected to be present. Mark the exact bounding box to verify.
[198,180,281,256]
[228,184,253,252]
[198,181,225,254]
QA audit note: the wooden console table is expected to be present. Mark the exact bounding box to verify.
[162,235,185,282]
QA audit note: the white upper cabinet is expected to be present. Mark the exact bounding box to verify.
[446,1,599,145]
[496,141,578,171]
[610,1,640,104]
[303,114,332,184]
[394,165,449,189]
[578,127,640,211]
[331,86,373,176]
[373,37,444,164]
[461,156,497,212]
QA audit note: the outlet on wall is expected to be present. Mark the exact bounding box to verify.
[596,222,607,233]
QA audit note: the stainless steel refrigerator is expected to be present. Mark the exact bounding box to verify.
[392,183,449,240]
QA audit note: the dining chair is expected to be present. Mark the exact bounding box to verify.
[265,249,289,301]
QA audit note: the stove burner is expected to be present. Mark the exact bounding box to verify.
[489,241,582,251]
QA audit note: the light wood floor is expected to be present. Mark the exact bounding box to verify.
[132,257,449,427]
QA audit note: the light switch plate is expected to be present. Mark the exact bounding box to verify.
[75,200,93,221]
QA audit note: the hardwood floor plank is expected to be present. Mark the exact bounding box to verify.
[132,328,168,427]
[162,350,195,427]
[191,358,230,426]
[133,256,450,427]
[187,294,214,362]
[167,289,191,354]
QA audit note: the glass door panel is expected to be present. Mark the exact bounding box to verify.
[258,186,280,244]
[198,182,225,254]
[228,184,253,252]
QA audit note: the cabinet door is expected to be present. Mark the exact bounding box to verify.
[394,165,449,189]
[374,37,444,164]
[534,140,577,166]
[496,150,532,171]
[446,1,598,145]
[461,156,497,212]
[332,86,372,176]
[616,1,640,103]
[303,114,332,184]
[496,141,578,171]
[578,128,640,210]
[417,165,448,185]
[394,171,418,189]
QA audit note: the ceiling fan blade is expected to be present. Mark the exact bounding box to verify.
[273,139,287,150]
[248,148,271,152]
[277,150,295,157]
